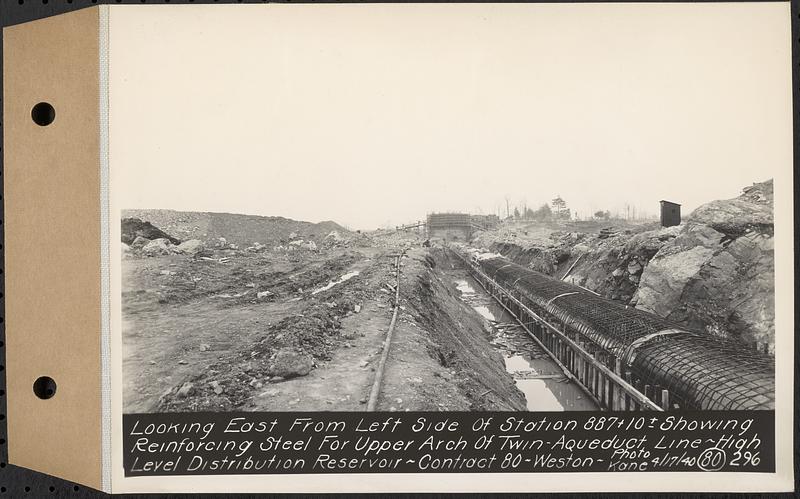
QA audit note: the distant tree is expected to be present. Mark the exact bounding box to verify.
[531,203,553,221]
[551,196,570,220]
[513,207,521,219]
[594,210,611,220]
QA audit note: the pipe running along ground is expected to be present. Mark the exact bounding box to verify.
[366,253,403,411]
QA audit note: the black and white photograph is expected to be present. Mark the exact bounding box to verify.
[114,4,785,417]
[2,0,794,494]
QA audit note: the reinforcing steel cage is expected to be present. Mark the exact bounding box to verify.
[452,249,774,412]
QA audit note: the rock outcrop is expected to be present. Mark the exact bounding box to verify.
[635,180,774,350]
[478,179,775,352]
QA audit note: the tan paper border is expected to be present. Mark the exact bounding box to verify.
[3,7,103,491]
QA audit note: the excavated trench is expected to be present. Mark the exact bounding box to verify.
[432,250,597,411]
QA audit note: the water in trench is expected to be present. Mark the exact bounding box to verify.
[454,277,597,411]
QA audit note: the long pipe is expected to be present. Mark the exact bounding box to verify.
[367,254,403,411]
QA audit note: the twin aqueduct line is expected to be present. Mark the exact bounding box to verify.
[449,247,775,412]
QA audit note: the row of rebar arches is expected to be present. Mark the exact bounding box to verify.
[479,257,774,411]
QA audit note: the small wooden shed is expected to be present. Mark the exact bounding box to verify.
[659,200,681,227]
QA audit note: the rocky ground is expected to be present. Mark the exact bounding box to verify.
[122,214,525,413]
[471,180,775,352]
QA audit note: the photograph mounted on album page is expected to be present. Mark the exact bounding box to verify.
[2,1,794,494]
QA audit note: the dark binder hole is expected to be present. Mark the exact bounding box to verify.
[33,376,57,400]
[31,102,55,127]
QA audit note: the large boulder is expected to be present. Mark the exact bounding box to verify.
[176,239,205,254]
[635,224,724,318]
[267,349,313,378]
[142,238,174,256]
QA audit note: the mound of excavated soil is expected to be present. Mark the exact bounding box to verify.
[122,209,349,248]
[395,249,527,410]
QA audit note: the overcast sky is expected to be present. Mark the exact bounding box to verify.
[109,3,792,230]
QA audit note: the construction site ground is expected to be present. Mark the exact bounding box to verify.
[122,232,528,413]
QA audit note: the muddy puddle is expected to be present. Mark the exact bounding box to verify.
[454,277,597,411]
[311,271,360,295]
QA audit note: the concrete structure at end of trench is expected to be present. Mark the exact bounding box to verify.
[427,212,473,242]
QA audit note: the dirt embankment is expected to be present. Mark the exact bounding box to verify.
[386,249,527,411]
[472,180,775,352]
